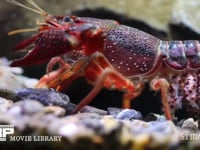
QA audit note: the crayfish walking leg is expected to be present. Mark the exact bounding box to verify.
[37,52,173,120]
[38,52,146,114]
[151,79,172,120]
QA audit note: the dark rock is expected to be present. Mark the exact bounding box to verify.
[16,88,70,108]
[0,88,19,102]
[144,113,167,122]
[0,88,76,114]
[64,102,76,115]
[80,106,107,115]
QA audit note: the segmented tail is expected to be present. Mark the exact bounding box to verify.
[160,40,200,70]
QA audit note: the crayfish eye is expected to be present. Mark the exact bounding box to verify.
[63,16,73,23]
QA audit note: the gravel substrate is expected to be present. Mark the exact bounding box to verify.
[0,58,199,150]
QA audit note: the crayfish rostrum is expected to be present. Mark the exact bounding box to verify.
[7,0,200,120]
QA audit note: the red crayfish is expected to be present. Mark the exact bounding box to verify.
[7,0,200,120]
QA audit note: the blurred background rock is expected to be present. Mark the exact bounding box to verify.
[1,0,200,117]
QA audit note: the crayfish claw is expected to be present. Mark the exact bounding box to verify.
[46,57,71,74]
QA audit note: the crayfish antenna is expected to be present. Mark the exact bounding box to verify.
[8,28,38,36]
[6,0,57,36]
[6,0,48,16]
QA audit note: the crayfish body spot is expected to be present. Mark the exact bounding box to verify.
[103,25,161,77]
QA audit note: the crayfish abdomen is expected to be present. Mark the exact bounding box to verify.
[158,40,200,118]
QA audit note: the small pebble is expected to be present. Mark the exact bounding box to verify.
[0,97,13,112]
[181,118,198,132]
[8,100,44,116]
[80,105,107,115]
[107,107,143,120]
[44,106,66,117]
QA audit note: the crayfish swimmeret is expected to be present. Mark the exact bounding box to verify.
[7,0,200,120]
